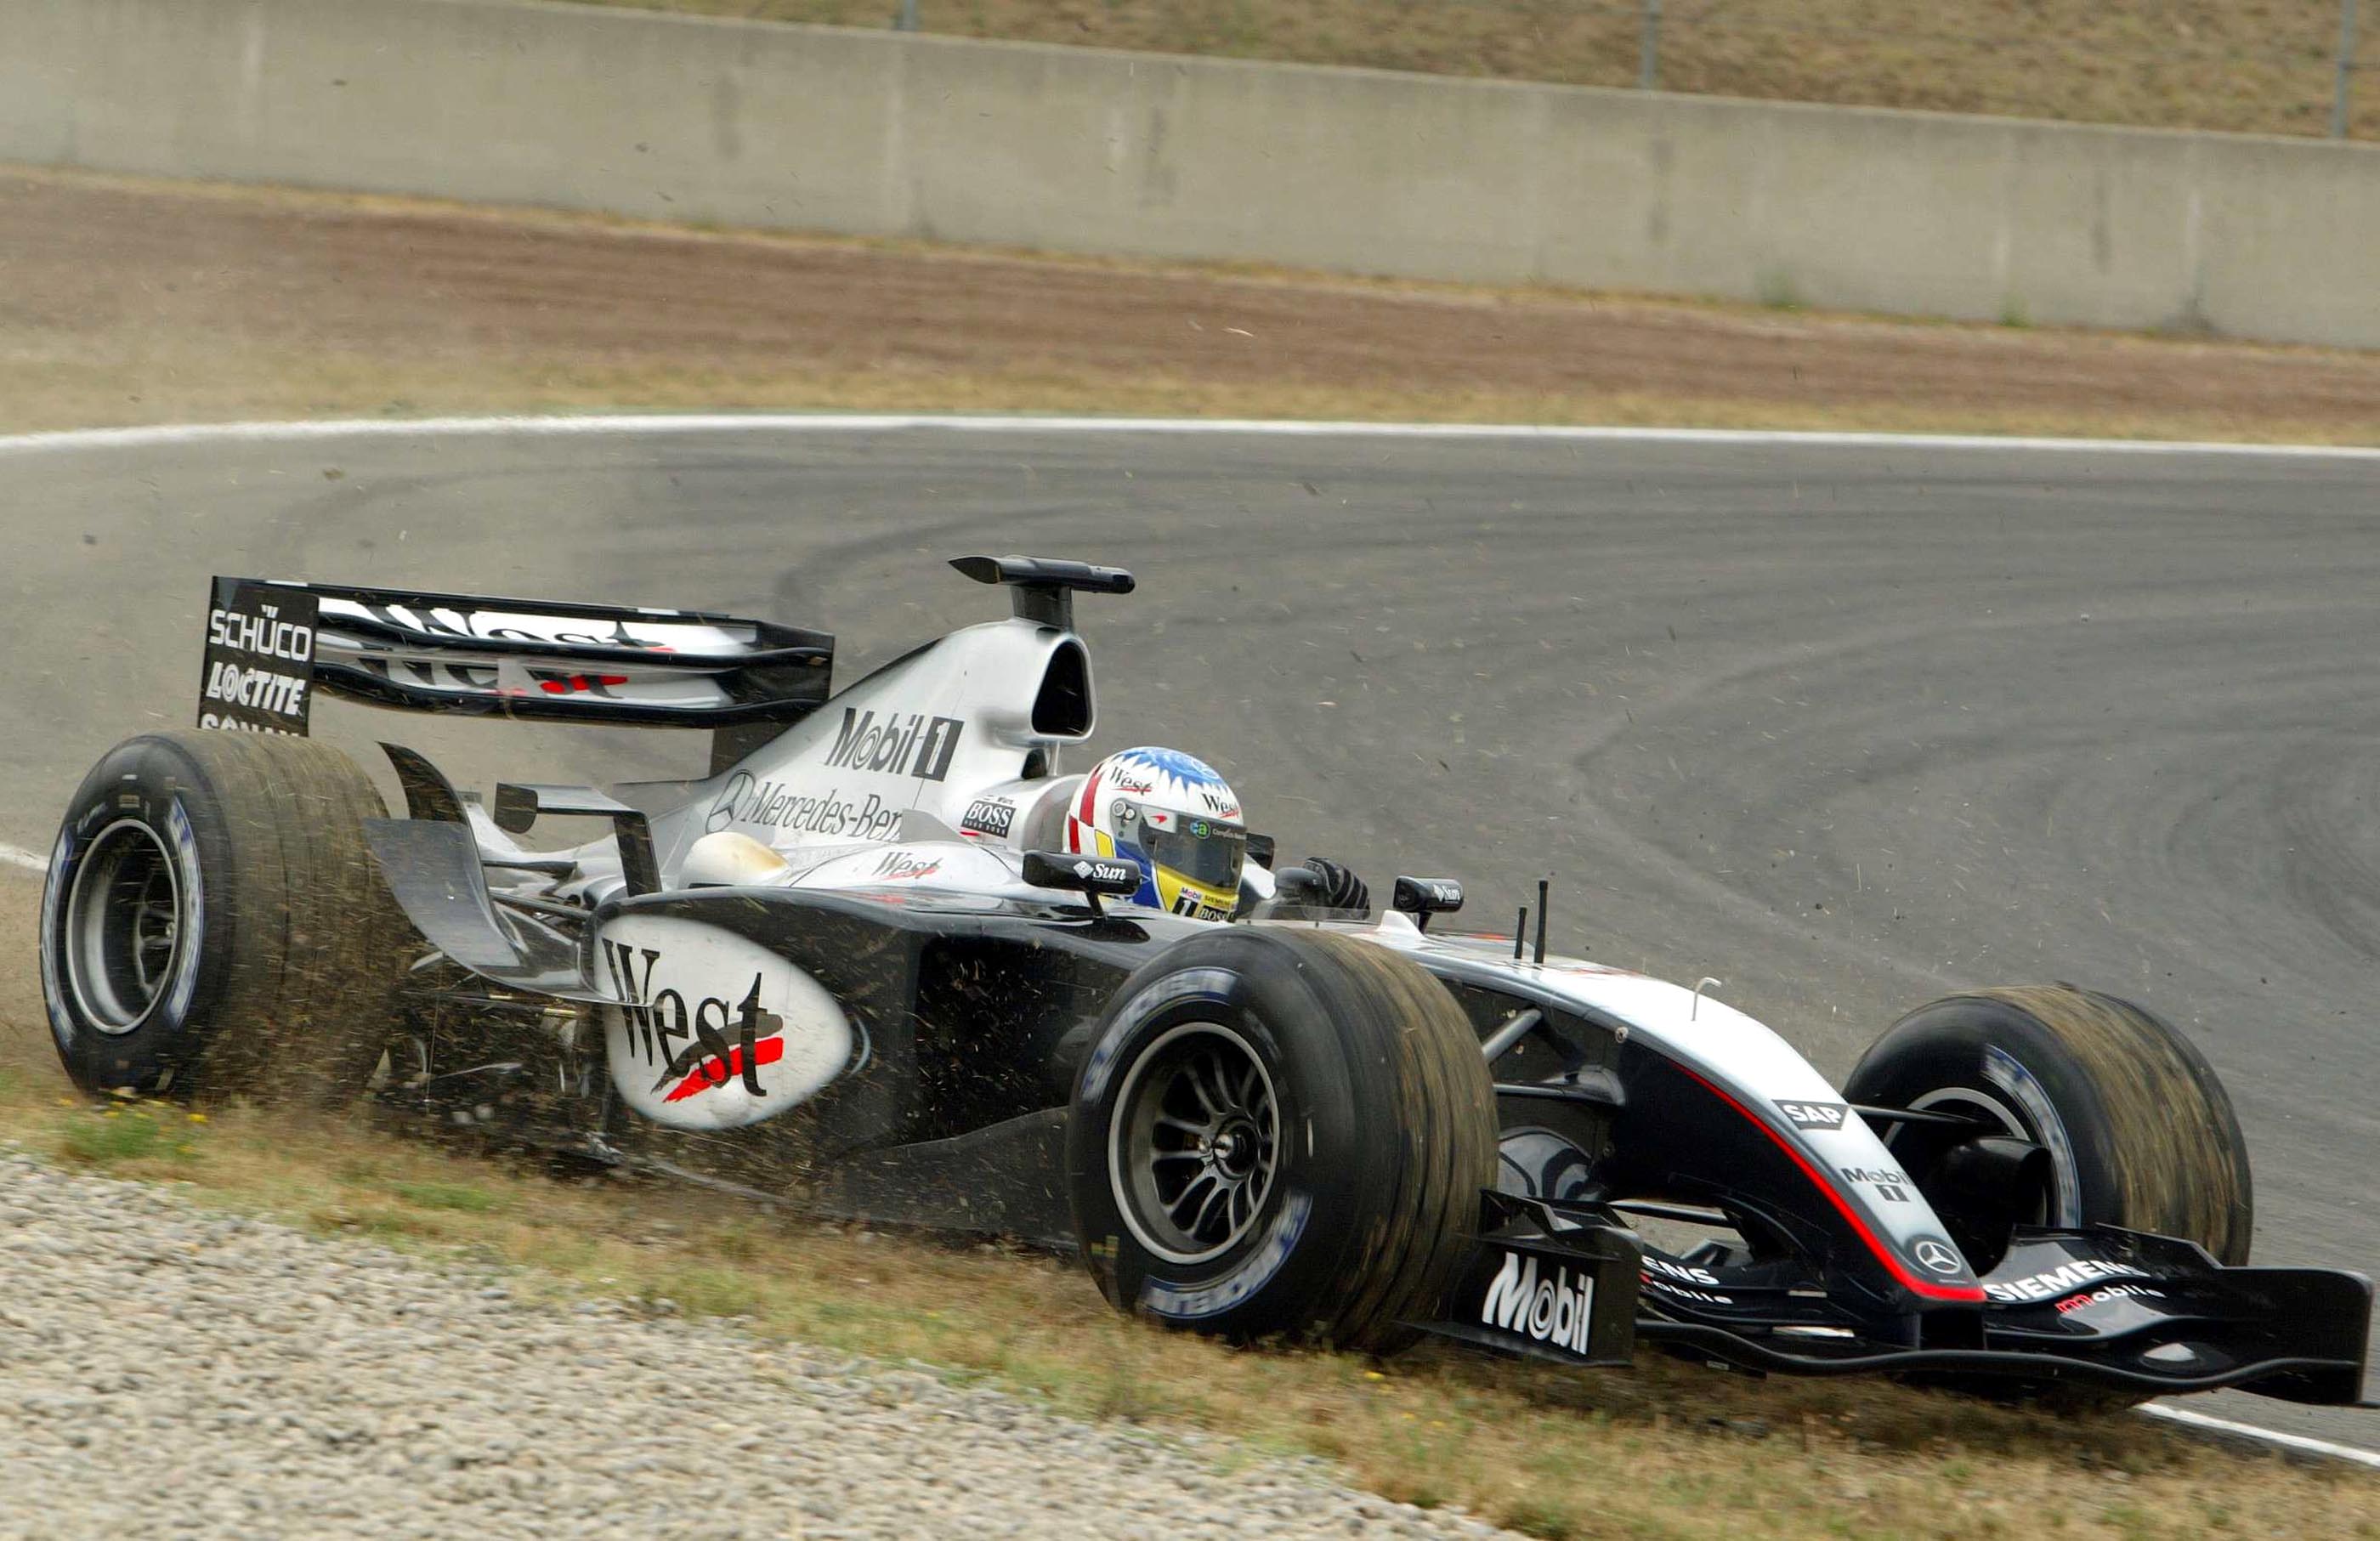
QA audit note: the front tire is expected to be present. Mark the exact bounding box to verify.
[39,731,411,1103]
[1845,987,2252,1408]
[1845,986,2252,1267]
[1066,927,1495,1352]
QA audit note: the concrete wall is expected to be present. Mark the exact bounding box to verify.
[5,0,2376,347]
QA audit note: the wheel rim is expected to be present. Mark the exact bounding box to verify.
[1886,1085,2054,1227]
[1110,1021,1280,1266]
[63,819,184,1035]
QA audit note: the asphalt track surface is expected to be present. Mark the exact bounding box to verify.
[4,416,2377,1451]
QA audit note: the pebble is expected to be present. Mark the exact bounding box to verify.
[0,1154,1517,1539]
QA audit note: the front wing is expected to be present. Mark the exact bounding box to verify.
[1416,1197,2374,1406]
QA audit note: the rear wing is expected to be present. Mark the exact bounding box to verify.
[198,577,834,740]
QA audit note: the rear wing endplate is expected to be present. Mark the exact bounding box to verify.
[197,576,834,739]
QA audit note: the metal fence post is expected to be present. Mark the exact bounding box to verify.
[1638,0,1662,90]
[2337,0,2360,139]
[894,0,919,31]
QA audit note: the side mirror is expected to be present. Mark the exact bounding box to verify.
[1391,875,1465,931]
[1022,849,1142,915]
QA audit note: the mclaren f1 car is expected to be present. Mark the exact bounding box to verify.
[37,556,2373,1407]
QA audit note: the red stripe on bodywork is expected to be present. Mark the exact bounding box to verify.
[663,1035,785,1103]
[1674,1063,1986,1303]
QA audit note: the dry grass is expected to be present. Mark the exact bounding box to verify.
[21,343,2380,448]
[562,0,2380,140]
[1,877,2376,1538]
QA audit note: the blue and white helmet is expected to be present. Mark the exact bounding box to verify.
[1064,746,1247,919]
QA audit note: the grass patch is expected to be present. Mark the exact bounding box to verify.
[1755,267,1805,311]
[389,1178,504,1213]
[558,0,2377,141]
[55,1102,203,1168]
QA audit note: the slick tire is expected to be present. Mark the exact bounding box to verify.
[1066,927,1496,1353]
[1847,986,2252,1262]
[1846,986,2252,1408]
[39,731,412,1104]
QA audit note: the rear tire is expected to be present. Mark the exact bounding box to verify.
[1066,927,1495,1352]
[39,731,412,1104]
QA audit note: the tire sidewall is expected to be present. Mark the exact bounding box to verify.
[1067,935,1377,1339]
[40,737,235,1093]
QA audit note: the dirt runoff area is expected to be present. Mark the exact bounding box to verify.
[4,163,2378,442]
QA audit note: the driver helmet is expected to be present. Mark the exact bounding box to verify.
[1065,747,1247,920]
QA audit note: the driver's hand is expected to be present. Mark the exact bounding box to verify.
[1301,857,1369,914]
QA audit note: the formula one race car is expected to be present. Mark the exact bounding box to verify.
[37,557,2374,1407]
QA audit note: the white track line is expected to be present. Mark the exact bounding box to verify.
[2143,1403,2380,1468]
[2,409,2374,1465]
[0,413,2377,460]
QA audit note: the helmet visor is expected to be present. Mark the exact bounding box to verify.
[1139,814,1247,892]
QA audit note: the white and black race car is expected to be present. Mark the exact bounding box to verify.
[37,556,2374,1406]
